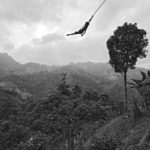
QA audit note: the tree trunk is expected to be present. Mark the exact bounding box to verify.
[124,70,127,110]
[68,120,74,150]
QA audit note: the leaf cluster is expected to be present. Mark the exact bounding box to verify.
[107,22,148,73]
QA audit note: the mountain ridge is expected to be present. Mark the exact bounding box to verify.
[0,52,147,77]
[0,52,148,98]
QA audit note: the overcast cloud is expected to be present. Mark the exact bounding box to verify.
[0,0,150,68]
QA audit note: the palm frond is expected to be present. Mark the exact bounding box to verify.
[130,85,137,89]
[140,71,147,81]
[131,79,141,85]
[148,70,150,77]
[127,82,136,86]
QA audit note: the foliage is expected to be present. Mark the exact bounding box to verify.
[90,136,121,150]
[0,71,124,150]
[107,22,148,72]
[19,132,50,150]
[0,120,29,150]
[28,79,108,149]
[128,70,150,110]
[128,70,150,88]
[0,98,19,120]
[107,22,148,108]
[1,53,150,150]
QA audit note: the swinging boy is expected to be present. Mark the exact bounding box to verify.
[66,0,106,37]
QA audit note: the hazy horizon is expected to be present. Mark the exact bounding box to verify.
[0,0,150,68]
[1,52,149,70]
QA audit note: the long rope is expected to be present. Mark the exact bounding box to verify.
[93,0,106,17]
[66,0,106,36]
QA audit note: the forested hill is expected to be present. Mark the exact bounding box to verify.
[0,52,147,98]
[1,53,150,150]
[0,52,59,76]
[0,52,146,78]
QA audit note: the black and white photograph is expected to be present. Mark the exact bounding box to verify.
[0,0,150,149]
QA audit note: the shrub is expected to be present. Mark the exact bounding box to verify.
[90,136,121,150]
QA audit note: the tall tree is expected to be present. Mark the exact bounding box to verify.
[57,73,71,96]
[106,22,148,109]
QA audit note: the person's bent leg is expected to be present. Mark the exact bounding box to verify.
[81,31,86,36]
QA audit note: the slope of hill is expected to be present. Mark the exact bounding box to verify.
[0,81,32,100]
[0,52,147,78]
[84,114,150,150]
[0,53,21,70]
[0,67,105,98]
[1,53,150,150]
[22,62,58,74]
[70,62,148,81]
[0,52,148,99]
[72,62,113,78]
[0,53,59,75]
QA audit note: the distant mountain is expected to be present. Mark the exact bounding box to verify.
[0,53,59,75]
[0,52,148,99]
[0,81,32,100]
[22,63,50,74]
[0,53,21,71]
[19,63,59,74]
[69,62,149,81]
[67,62,117,80]
[0,67,104,98]
[0,52,147,78]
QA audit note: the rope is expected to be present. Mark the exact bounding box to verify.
[93,0,106,17]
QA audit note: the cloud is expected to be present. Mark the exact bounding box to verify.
[0,38,15,51]
[94,0,141,31]
[33,33,66,45]
[0,0,150,68]
[11,35,109,65]
[0,0,65,24]
[11,42,64,65]
[0,23,15,51]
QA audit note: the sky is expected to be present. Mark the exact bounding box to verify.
[0,0,150,68]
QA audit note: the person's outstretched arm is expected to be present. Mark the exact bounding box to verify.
[66,31,79,36]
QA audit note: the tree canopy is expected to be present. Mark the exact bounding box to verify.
[107,22,148,72]
[106,22,148,108]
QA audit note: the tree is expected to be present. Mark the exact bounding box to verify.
[29,75,108,150]
[72,85,82,98]
[106,22,148,109]
[128,70,150,110]
[90,136,121,150]
[57,73,71,96]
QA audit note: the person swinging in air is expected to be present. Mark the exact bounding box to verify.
[66,0,106,37]
[66,15,94,37]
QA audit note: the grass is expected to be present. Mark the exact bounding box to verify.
[84,114,150,150]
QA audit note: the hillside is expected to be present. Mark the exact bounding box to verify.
[84,114,150,150]
[0,52,147,78]
[0,52,147,99]
[0,53,150,150]
[0,81,32,100]
[0,53,59,76]
[0,68,104,98]
[0,53,21,71]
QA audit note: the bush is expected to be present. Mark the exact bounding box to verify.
[90,136,121,150]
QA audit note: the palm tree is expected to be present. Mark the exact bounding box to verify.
[128,70,150,109]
